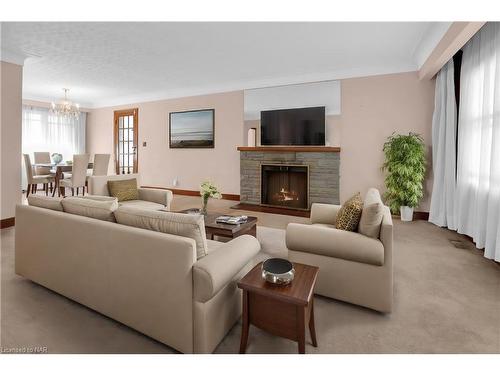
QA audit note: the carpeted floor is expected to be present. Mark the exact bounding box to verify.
[1,195,499,353]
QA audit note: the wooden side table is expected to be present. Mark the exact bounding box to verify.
[237,262,319,354]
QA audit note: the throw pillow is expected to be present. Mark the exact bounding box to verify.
[358,188,384,238]
[336,192,363,232]
[107,178,139,202]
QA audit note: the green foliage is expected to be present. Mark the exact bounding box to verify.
[200,181,222,199]
[382,132,426,213]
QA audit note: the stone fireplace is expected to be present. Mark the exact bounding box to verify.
[238,147,340,210]
[261,164,309,209]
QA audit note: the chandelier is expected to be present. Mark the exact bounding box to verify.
[50,88,80,117]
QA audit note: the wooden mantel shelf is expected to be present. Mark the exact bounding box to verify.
[237,146,341,152]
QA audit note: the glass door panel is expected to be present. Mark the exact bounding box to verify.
[114,109,138,174]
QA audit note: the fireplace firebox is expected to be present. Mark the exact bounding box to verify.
[261,164,309,210]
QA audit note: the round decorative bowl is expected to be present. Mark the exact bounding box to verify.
[261,258,295,285]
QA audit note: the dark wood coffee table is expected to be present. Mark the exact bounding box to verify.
[177,208,257,240]
[237,262,319,354]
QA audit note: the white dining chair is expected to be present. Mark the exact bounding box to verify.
[33,152,54,193]
[85,153,110,193]
[91,154,110,176]
[59,154,90,196]
[23,154,55,197]
[33,152,52,175]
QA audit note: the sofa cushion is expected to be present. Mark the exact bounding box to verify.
[114,206,208,259]
[119,200,166,211]
[27,195,63,211]
[286,223,384,266]
[81,194,118,202]
[358,188,384,239]
[61,196,119,222]
[335,192,363,232]
[107,178,139,202]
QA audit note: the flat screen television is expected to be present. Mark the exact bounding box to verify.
[260,106,325,146]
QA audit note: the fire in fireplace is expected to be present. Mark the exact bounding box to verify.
[261,164,308,210]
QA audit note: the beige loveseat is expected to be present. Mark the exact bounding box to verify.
[15,198,260,353]
[88,173,173,211]
[286,189,394,313]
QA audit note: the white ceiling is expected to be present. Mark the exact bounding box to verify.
[1,22,449,108]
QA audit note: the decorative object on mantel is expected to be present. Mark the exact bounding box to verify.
[247,128,257,147]
[51,153,63,164]
[199,181,221,215]
[50,88,80,118]
[169,109,215,148]
[382,132,426,221]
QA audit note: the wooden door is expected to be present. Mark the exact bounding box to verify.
[114,108,138,174]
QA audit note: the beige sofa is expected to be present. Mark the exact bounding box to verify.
[88,173,173,211]
[286,189,394,313]
[15,200,260,353]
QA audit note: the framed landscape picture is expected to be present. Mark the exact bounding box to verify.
[169,109,215,148]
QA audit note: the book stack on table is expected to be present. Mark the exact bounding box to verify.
[215,215,248,225]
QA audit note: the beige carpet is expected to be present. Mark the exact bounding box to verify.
[1,195,499,353]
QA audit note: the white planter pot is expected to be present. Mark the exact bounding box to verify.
[400,206,414,222]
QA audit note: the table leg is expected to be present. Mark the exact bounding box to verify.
[52,167,62,197]
[248,224,257,237]
[297,306,306,354]
[239,290,250,354]
[309,298,318,347]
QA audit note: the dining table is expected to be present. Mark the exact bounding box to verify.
[32,162,94,197]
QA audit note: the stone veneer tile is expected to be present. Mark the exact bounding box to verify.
[240,151,340,208]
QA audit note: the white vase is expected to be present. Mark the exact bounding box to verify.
[400,206,414,222]
[247,128,256,147]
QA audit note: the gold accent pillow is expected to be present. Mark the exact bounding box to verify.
[107,178,139,202]
[336,192,363,232]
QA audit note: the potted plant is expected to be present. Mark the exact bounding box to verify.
[200,181,222,215]
[382,132,426,221]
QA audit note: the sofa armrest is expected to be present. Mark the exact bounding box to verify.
[138,188,173,210]
[193,235,260,303]
[310,203,341,225]
[379,206,393,264]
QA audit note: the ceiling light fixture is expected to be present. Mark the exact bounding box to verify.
[50,88,80,117]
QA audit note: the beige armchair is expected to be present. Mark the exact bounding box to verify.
[286,190,394,313]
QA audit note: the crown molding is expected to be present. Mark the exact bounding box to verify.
[0,48,29,66]
[29,63,416,109]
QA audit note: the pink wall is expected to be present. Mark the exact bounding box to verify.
[333,71,435,211]
[87,71,435,211]
[86,91,244,194]
[1,61,23,220]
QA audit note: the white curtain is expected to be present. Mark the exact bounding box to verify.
[21,106,86,188]
[455,22,500,261]
[429,59,457,229]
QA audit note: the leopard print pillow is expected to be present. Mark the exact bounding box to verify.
[336,192,363,232]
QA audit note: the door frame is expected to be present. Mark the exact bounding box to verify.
[113,108,139,175]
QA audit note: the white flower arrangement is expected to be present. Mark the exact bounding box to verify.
[200,181,222,200]
[200,181,221,214]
